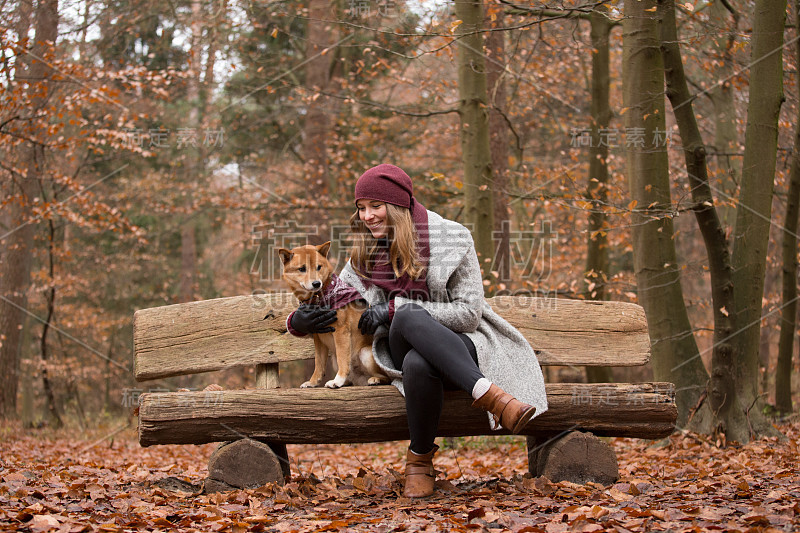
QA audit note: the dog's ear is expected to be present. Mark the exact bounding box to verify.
[277,248,293,265]
[318,241,331,258]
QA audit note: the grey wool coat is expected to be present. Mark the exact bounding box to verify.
[339,209,548,427]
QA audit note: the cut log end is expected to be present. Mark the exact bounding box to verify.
[205,438,286,491]
[527,431,619,486]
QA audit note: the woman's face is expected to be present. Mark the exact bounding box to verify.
[356,199,389,238]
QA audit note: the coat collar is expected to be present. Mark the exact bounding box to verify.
[422,210,473,297]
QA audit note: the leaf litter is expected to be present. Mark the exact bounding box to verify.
[0,421,798,532]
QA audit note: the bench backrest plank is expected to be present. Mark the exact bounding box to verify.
[133,294,650,382]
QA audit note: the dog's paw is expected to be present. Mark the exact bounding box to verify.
[325,375,348,389]
[367,377,387,385]
[300,381,320,388]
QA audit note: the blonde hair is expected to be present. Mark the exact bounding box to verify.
[349,203,424,280]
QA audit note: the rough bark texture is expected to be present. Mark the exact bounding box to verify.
[623,0,706,431]
[0,0,59,419]
[133,295,651,381]
[658,0,730,434]
[138,382,677,446]
[776,0,800,415]
[528,431,619,486]
[456,0,495,270]
[729,0,786,442]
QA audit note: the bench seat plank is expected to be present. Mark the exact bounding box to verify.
[134,295,650,381]
[137,382,676,446]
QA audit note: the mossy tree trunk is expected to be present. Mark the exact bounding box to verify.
[455,0,495,276]
[727,0,786,442]
[623,0,710,431]
[775,0,800,415]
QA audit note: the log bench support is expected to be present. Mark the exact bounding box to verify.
[133,295,676,490]
[203,363,291,492]
[527,432,619,486]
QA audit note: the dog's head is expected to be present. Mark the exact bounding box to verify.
[277,242,334,302]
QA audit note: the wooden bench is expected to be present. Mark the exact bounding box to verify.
[133,294,676,491]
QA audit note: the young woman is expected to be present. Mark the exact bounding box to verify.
[290,164,548,498]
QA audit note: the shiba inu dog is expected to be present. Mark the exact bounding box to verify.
[278,242,389,389]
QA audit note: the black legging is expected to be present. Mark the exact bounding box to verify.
[388,303,484,454]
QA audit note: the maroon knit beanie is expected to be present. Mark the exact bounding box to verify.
[354,164,415,213]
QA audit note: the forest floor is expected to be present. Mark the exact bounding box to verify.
[0,418,799,532]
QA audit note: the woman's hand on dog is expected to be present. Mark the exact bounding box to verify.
[358,302,391,335]
[291,304,337,334]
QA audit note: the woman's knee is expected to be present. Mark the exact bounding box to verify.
[402,350,435,380]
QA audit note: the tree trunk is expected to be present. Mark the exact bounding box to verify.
[584,8,615,384]
[485,7,510,285]
[303,0,334,198]
[585,8,612,303]
[178,0,205,303]
[776,0,800,415]
[707,0,740,230]
[728,0,786,442]
[455,0,495,274]
[41,220,63,428]
[179,222,197,302]
[0,0,59,419]
[623,0,709,431]
[658,0,736,435]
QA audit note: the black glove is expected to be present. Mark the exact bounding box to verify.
[358,302,391,335]
[290,304,337,334]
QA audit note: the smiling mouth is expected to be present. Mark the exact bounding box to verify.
[366,222,383,230]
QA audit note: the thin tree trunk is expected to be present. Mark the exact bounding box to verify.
[104,330,116,414]
[623,0,708,430]
[776,0,800,415]
[0,0,59,419]
[585,7,615,384]
[728,0,786,442]
[485,8,510,285]
[41,219,62,428]
[585,8,612,303]
[178,0,205,303]
[455,0,495,275]
[659,0,735,435]
[304,0,334,197]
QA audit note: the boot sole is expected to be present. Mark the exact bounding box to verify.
[510,407,537,434]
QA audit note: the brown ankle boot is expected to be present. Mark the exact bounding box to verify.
[403,445,438,498]
[471,383,536,434]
